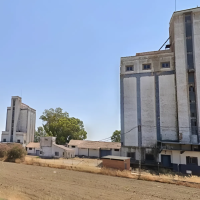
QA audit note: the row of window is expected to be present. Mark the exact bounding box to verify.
[71,145,119,151]
[126,153,198,165]
[125,62,170,72]
[3,139,21,143]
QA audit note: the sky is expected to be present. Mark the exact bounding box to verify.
[0,0,199,141]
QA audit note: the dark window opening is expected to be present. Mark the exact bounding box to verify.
[126,65,134,71]
[29,148,32,150]
[17,140,20,143]
[114,149,119,151]
[55,152,59,156]
[143,64,151,70]
[71,146,76,148]
[3,139,6,142]
[161,62,170,68]
[189,86,194,92]
[127,152,135,160]
[146,154,154,161]
[186,156,198,165]
[188,73,195,84]
[40,151,42,154]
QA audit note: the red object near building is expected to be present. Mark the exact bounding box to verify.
[101,155,130,170]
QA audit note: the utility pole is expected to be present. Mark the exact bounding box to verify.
[138,125,141,175]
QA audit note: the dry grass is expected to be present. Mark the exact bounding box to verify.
[22,157,200,189]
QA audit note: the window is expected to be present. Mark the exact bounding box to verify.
[186,156,198,165]
[126,65,134,71]
[3,139,6,142]
[127,152,135,160]
[29,148,32,150]
[45,138,48,141]
[143,64,151,70]
[72,146,76,148]
[146,154,154,161]
[55,152,59,156]
[17,140,20,143]
[114,149,119,151]
[161,62,170,68]
[40,151,42,154]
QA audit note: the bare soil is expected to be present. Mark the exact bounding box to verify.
[0,162,200,200]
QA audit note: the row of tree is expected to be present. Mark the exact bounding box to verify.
[35,107,121,144]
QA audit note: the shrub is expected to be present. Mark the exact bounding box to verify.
[0,143,27,162]
[0,144,11,158]
[6,144,27,161]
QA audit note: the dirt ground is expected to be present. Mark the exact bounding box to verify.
[25,155,102,168]
[0,162,200,200]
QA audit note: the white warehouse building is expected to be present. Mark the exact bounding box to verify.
[1,96,36,146]
[120,7,200,175]
[68,140,121,158]
[27,137,75,158]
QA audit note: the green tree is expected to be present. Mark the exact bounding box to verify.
[34,126,47,142]
[39,108,87,144]
[111,130,121,142]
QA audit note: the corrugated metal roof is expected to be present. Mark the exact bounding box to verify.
[68,140,121,149]
[26,142,40,148]
[101,156,130,161]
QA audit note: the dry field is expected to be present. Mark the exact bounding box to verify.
[0,162,200,200]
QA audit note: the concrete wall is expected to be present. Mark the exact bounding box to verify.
[79,148,88,156]
[88,149,99,157]
[52,144,65,158]
[160,150,200,166]
[68,145,79,155]
[6,109,11,132]
[193,11,200,136]
[26,110,36,144]
[123,77,138,146]
[111,149,120,156]
[18,110,28,133]
[41,147,52,157]
[159,75,178,140]
[141,76,157,147]
[27,147,41,155]
[2,96,36,145]
[1,132,10,142]
[27,147,36,155]
[102,159,130,170]
[173,14,190,142]
[40,137,55,147]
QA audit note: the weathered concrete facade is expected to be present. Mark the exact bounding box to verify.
[1,96,36,146]
[120,7,200,174]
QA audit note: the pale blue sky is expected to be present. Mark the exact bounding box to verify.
[0,0,199,141]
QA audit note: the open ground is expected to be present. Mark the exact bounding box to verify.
[0,162,200,200]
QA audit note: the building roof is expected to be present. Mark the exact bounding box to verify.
[135,49,171,56]
[68,140,85,146]
[21,103,36,112]
[26,142,40,148]
[101,156,130,161]
[53,144,75,151]
[68,140,121,149]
